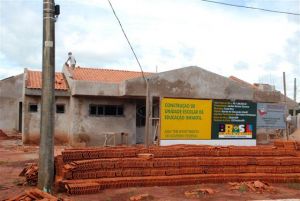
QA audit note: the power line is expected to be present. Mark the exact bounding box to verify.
[200,0,300,16]
[107,0,146,82]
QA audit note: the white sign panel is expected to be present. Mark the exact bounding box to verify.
[257,103,286,129]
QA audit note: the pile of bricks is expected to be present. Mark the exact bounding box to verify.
[55,140,300,195]
[19,163,38,186]
[0,129,9,140]
[3,188,67,201]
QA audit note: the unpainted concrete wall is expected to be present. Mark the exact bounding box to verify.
[253,91,281,103]
[68,96,136,146]
[0,74,23,132]
[279,94,299,110]
[22,95,70,144]
[62,65,120,96]
[72,80,119,96]
[123,66,255,100]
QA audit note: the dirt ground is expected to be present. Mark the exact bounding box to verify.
[290,129,300,141]
[1,138,300,201]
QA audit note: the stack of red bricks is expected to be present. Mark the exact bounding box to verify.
[19,163,39,186]
[55,140,300,195]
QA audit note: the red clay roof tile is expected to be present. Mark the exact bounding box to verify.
[68,66,152,83]
[26,70,68,90]
[229,76,258,89]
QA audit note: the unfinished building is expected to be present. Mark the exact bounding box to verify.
[0,65,298,146]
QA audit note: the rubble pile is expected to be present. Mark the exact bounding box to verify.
[0,129,9,140]
[129,193,153,201]
[19,163,38,186]
[3,188,67,201]
[53,140,300,194]
[184,188,215,198]
[0,129,21,140]
[228,180,275,193]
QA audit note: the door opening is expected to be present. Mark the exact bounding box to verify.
[18,102,22,132]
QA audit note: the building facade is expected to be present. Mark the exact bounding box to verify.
[0,65,298,146]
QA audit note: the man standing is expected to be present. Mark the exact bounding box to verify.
[65,52,76,69]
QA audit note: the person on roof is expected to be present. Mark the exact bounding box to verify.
[65,52,76,69]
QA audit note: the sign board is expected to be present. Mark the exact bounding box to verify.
[257,103,286,129]
[211,100,257,139]
[160,98,212,140]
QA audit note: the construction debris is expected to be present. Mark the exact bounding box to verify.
[228,180,275,193]
[184,188,215,198]
[19,163,38,186]
[0,129,9,140]
[129,193,153,201]
[290,129,300,141]
[3,188,69,201]
[0,129,21,140]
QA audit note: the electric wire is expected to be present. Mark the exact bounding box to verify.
[200,0,300,16]
[107,0,146,82]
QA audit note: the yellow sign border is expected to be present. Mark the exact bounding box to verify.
[160,98,212,140]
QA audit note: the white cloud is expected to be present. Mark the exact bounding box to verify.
[0,0,299,100]
[0,67,23,79]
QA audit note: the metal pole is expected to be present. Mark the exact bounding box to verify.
[294,78,297,116]
[145,79,150,147]
[149,94,153,145]
[294,78,297,102]
[283,72,288,140]
[38,0,55,192]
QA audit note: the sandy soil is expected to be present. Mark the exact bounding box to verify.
[0,138,38,200]
[62,184,300,201]
[290,129,300,141]
[1,138,300,201]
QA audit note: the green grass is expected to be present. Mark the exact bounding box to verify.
[12,178,24,186]
[0,161,8,165]
[56,193,62,199]
[287,183,300,190]
[0,184,8,190]
[128,190,137,197]
[239,184,248,192]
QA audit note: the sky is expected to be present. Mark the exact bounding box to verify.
[0,0,299,100]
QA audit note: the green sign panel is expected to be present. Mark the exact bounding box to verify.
[212,100,257,139]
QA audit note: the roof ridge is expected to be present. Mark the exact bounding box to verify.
[27,69,64,75]
[229,75,258,89]
[75,66,152,73]
[27,69,41,73]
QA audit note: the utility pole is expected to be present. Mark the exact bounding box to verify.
[38,0,59,192]
[145,79,150,147]
[294,78,297,101]
[283,72,288,140]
